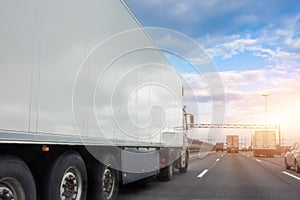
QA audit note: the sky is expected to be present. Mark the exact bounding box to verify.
[125,0,300,145]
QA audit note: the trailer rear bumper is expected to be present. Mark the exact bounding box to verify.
[227,148,238,153]
[253,149,276,157]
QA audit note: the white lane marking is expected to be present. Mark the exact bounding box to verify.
[256,159,262,163]
[197,169,209,178]
[190,154,199,158]
[216,158,220,162]
[247,155,250,157]
[282,171,300,181]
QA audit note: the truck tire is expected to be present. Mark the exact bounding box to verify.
[167,163,174,180]
[295,160,300,173]
[89,155,119,200]
[285,158,290,169]
[159,163,174,181]
[179,151,189,173]
[45,151,87,200]
[0,155,36,200]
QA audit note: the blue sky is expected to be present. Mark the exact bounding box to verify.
[125,0,300,71]
[125,0,300,144]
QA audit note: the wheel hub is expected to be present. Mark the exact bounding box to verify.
[0,185,14,200]
[0,178,25,200]
[102,168,115,199]
[60,167,82,200]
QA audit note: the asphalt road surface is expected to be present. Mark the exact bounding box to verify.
[117,151,300,200]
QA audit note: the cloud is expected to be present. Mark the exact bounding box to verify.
[206,38,257,58]
[172,2,189,15]
[197,34,241,47]
[221,70,266,87]
[181,72,225,104]
[286,38,300,49]
[125,0,250,35]
[125,0,300,37]
[250,46,299,61]
[201,13,300,71]
[234,14,259,25]
[148,32,199,57]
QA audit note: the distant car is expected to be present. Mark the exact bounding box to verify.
[284,142,300,173]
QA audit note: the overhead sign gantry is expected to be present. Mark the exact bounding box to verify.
[192,124,281,146]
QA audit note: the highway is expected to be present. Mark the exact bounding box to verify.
[118,152,300,199]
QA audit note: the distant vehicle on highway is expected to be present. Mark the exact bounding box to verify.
[252,131,276,157]
[226,135,239,153]
[284,142,300,173]
[215,142,224,152]
[241,147,248,151]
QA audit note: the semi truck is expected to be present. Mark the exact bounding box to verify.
[252,131,276,157]
[215,142,224,152]
[0,0,192,199]
[226,135,239,153]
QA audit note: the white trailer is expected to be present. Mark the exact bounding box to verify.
[252,131,276,157]
[0,1,192,199]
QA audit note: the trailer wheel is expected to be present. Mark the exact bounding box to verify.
[0,155,36,200]
[295,160,300,173]
[89,155,119,200]
[166,163,174,181]
[159,163,174,181]
[45,151,87,200]
[167,163,174,180]
[285,158,290,170]
[179,151,189,173]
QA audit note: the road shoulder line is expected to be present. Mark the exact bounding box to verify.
[282,171,300,181]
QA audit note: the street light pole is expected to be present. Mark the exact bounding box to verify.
[262,94,269,129]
